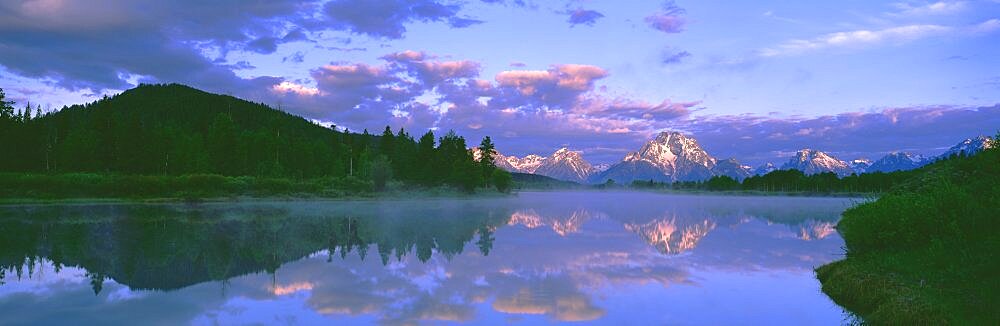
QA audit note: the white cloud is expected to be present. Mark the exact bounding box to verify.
[760,18,999,57]
[760,24,951,57]
[973,18,1000,33]
[890,1,967,16]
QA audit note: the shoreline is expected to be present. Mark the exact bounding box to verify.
[1,188,869,206]
[0,191,515,206]
[518,187,874,198]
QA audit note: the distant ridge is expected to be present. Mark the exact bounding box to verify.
[492,132,998,184]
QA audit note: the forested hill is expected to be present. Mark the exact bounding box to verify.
[0,84,510,192]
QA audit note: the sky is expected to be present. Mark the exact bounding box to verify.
[1,0,998,166]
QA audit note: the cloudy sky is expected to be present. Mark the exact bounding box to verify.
[1,0,998,165]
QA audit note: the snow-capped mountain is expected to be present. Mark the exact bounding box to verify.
[590,131,750,183]
[474,147,595,182]
[473,148,543,173]
[533,148,595,182]
[780,149,854,176]
[713,158,752,181]
[753,163,777,176]
[936,136,994,160]
[867,152,926,173]
[848,159,872,174]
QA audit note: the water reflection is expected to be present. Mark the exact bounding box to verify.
[0,192,855,325]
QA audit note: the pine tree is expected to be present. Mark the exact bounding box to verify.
[478,136,497,187]
[416,130,436,185]
[21,102,32,122]
[379,125,394,156]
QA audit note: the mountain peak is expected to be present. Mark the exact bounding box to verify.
[938,135,994,159]
[596,132,719,183]
[849,158,872,174]
[624,130,711,167]
[781,149,853,176]
[867,151,927,173]
[536,148,593,182]
[550,147,578,160]
[753,162,777,176]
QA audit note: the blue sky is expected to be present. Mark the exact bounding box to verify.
[1,0,998,165]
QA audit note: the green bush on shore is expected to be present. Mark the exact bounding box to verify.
[817,140,1000,325]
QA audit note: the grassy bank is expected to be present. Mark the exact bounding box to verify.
[815,144,999,324]
[0,173,510,204]
[645,188,874,198]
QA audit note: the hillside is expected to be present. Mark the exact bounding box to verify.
[0,84,509,197]
[2,84,346,177]
[816,138,999,324]
[511,172,582,190]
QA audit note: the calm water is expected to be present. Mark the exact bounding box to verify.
[0,191,858,325]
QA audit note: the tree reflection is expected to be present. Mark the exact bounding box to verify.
[476,227,495,256]
[0,203,513,293]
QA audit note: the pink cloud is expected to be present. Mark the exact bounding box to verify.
[381,50,480,85]
[495,70,556,95]
[554,64,608,91]
[493,64,608,108]
[312,63,388,89]
[576,98,698,120]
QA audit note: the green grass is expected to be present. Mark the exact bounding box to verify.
[816,146,1000,325]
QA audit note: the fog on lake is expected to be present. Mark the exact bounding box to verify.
[0,191,859,325]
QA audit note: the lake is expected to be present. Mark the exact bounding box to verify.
[0,191,859,325]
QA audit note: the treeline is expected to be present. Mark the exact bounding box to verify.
[0,84,510,195]
[630,168,921,194]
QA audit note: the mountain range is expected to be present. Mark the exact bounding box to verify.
[473,147,595,183]
[486,132,995,184]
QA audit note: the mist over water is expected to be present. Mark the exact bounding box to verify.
[0,192,857,325]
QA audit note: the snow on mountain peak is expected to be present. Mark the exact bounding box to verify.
[477,147,595,182]
[551,147,581,161]
[535,148,594,182]
[594,131,747,183]
[938,135,994,159]
[482,134,995,184]
[781,149,853,176]
[753,163,777,176]
[623,131,715,171]
[849,158,872,174]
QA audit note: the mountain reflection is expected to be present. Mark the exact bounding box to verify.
[624,218,716,254]
[0,193,855,325]
[508,208,599,236]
